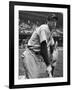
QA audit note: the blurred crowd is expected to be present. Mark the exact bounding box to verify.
[19,22,63,49]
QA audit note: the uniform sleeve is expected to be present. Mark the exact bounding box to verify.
[40,41,50,66]
[39,29,47,43]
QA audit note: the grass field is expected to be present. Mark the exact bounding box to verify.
[19,47,63,78]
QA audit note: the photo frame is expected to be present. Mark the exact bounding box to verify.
[9,1,70,89]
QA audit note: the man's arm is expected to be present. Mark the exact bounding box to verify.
[39,28,52,74]
[40,40,50,66]
[40,41,52,76]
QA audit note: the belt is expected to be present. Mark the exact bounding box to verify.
[27,46,41,55]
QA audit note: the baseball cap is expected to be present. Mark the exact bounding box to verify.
[47,14,58,21]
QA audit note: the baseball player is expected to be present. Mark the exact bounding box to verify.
[22,14,58,78]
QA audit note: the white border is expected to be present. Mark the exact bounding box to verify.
[14,5,67,85]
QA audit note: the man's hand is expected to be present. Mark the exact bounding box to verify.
[47,65,52,77]
[47,65,52,73]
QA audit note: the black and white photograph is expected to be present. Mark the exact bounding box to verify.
[9,1,70,88]
[19,11,63,79]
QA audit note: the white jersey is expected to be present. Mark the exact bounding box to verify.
[28,24,54,52]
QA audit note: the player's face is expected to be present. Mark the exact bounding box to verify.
[49,20,57,29]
